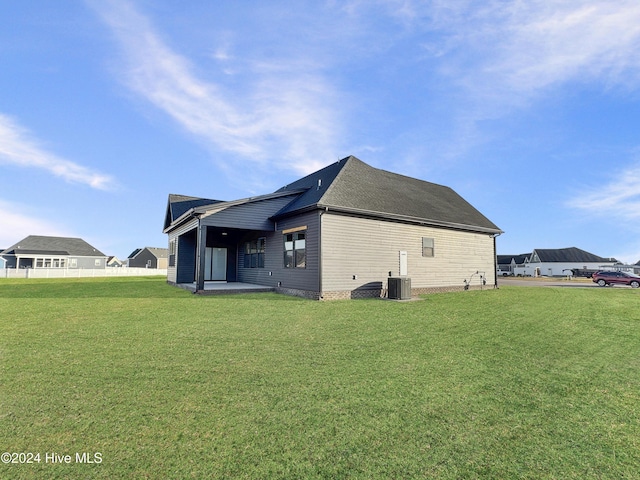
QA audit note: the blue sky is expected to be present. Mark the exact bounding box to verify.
[2,1,640,263]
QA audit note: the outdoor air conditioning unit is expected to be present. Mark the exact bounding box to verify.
[388,277,411,300]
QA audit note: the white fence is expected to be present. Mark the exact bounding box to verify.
[1,267,168,279]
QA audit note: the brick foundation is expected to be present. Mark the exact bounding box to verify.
[172,282,494,300]
[317,284,492,301]
[275,287,322,300]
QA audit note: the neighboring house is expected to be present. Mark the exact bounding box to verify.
[163,156,503,299]
[128,247,168,269]
[497,254,529,276]
[107,256,124,267]
[512,247,618,277]
[1,235,107,269]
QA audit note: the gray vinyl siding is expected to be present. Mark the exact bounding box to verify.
[166,219,198,284]
[200,196,298,230]
[176,230,197,284]
[236,231,278,287]
[320,213,496,292]
[237,210,320,292]
[167,235,178,283]
[129,250,156,268]
[68,256,106,269]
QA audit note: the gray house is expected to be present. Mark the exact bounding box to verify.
[128,247,168,269]
[1,235,107,269]
[163,156,503,299]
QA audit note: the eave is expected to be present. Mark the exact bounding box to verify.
[272,203,503,235]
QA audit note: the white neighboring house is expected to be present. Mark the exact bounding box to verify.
[497,254,529,276]
[512,247,618,277]
[107,256,124,267]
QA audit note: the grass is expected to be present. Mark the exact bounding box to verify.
[1,276,639,479]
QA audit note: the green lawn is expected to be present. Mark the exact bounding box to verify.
[1,277,639,479]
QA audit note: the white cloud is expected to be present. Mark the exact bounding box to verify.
[567,163,640,222]
[333,1,640,167]
[87,0,342,176]
[0,199,72,248]
[421,1,640,107]
[0,114,114,190]
[488,2,640,93]
[613,249,640,265]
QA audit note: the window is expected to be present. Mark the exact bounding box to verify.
[284,231,306,268]
[69,258,77,268]
[422,237,434,257]
[95,259,101,267]
[169,239,176,267]
[35,257,67,268]
[244,237,265,268]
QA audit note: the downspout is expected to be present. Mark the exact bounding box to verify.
[493,234,499,289]
[318,208,324,299]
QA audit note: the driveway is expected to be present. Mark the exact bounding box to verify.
[498,277,599,288]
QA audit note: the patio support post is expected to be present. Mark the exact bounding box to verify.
[195,223,207,291]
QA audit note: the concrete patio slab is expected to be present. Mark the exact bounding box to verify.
[177,281,276,295]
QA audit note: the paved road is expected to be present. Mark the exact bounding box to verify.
[498,277,599,288]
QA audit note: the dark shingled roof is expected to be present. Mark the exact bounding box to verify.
[164,194,222,230]
[533,247,616,263]
[498,254,530,265]
[2,235,106,257]
[497,255,512,264]
[273,156,501,234]
[129,247,168,259]
[128,248,142,259]
[165,156,502,235]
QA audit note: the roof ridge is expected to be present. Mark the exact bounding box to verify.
[316,155,357,204]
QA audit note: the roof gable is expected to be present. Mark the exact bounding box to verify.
[274,156,501,233]
[164,194,222,231]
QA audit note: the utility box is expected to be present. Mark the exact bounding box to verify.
[388,277,411,300]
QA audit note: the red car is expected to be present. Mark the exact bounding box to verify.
[591,271,640,288]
